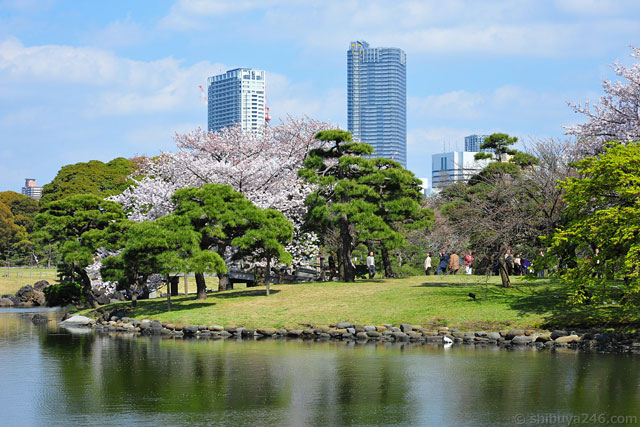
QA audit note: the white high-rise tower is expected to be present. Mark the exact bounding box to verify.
[208,68,267,133]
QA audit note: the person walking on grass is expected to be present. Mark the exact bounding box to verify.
[424,252,432,275]
[328,251,336,281]
[366,251,376,279]
[437,251,449,275]
[448,252,460,275]
[464,251,474,275]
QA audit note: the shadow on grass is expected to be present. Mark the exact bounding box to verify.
[415,282,477,288]
[505,281,640,330]
[126,299,214,317]
[212,289,280,299]
[91,289,281,318]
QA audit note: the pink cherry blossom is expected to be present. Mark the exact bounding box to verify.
[566,46,640,155]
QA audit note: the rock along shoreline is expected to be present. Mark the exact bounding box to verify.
[56,311,640,355]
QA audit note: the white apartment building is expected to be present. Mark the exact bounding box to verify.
[208,68,266,134]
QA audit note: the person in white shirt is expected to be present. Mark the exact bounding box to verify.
[366,251,376,279]
[424,253,432,275]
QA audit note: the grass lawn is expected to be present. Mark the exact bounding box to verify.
[1,267,58,295]
[86,274,640,331]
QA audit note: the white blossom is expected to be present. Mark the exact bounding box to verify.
[111,116,330,265]
[566,46,640,156]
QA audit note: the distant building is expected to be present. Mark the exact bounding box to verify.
[208,68,267,134]
[347,40,407,167]
[21,178,42,200]
[417,177,430,197]
[464,134,488,152]
[431,152,490,190]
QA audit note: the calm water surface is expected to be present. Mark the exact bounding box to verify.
[1,308,639,426]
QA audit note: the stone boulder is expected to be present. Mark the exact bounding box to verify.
[59,315,92,326]
[32,280,51,291]
[15,285,45,306]
[506,329,525,340]
[555,335,580,343]
[400,323,413,333]
[94,290,111,306]
[551,330,568,340]
[336,322,353,329]
[257,328,277,336]
[0,297,14,307]
[511,335,534,345]
[536,333,552,342]
[31,314,50,324]
[183,325,199,336]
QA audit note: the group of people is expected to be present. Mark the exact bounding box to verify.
[503,249,532,276]
[424,250,475,276]
[326,250,377,280]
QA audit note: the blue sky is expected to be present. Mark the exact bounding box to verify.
[1,0,640,191]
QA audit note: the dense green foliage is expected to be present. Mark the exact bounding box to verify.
[170,184,293,296]
[40,157,135,206]
[0,192,39,264]
[44,281,84,307]
[550,142,640,308]
[35,195,127,306]
[474,133,518,162]
[101,214,226,306]
[0,191,39,233]
[299,130,432,281]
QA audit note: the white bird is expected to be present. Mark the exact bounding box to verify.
[443,335,453,348]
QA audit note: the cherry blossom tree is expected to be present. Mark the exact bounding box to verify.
[566,46,640,155]
[111,117,330,267]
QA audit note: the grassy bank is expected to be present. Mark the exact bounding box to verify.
[86,275,639,331]
[1,267,58,295]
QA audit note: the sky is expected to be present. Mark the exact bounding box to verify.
[1,0,640,191]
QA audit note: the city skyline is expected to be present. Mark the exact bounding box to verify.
[2,1,640,191]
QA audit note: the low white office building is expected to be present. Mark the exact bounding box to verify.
[431,152,490,190]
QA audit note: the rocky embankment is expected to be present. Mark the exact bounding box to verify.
[0,281,49,307]
[71,310,640,354]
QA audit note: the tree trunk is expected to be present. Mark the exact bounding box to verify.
[74,263,98,308]
[266,257,271,296]
[340,216,355,282]
[195,272,207,300]
[218,273,229,292]
[165,275,172,312]
[381,247,395,278]
[498,259,511,288]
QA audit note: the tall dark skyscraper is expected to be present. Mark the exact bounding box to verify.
[347,40,407,167]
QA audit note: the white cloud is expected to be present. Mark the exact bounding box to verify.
[410,90,484,120]
[0,0,53,12]
[0,38,229,116]
[85,15,147,48]
[267,72,344,125]
[0,107,40,126]
[0,37,347,121]
[159,0,640,57]
[124,122,201,152]
[554,0,640,16]
[159,0,294,30]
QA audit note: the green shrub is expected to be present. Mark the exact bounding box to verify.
[43,282,84,307]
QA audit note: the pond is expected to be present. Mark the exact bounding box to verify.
[1,308,639,426]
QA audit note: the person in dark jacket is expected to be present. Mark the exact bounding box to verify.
[437,251,449,275]
[328,251,336,281]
